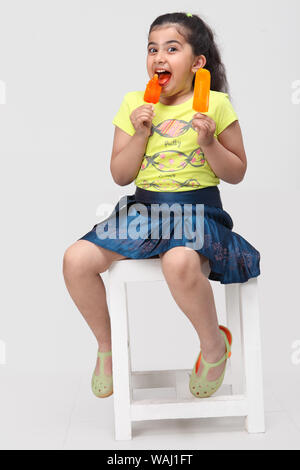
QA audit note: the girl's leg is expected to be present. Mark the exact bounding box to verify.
[159,246,226,381]
[62,240,128,376]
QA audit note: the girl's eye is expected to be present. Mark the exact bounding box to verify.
[148,47,177,53]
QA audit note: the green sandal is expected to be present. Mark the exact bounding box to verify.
[189,325,232,398]
[91,351,113,398]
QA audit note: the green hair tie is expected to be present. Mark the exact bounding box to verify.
[186,13,193,17]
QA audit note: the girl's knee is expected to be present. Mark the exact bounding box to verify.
[63,241,87,276]
[160,246,201,280]
[63,240,99,276]
[63,240,118,276]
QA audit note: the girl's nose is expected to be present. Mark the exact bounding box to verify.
[155,51,166,62]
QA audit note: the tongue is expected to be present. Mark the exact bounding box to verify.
[158,72,171,86]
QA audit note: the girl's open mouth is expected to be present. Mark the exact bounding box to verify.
[157,71,172,87]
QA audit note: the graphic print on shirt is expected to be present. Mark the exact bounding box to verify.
[150,118,192,138]
[139,117,206,191]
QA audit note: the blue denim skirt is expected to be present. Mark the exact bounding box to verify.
[78,186,261,284]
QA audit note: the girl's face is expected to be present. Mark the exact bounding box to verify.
[147,24,206,104]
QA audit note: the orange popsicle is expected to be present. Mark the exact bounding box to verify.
[144,73,162,104]
[193,68,211,112]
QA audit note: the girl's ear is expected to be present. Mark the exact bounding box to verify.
[192,55,206,72]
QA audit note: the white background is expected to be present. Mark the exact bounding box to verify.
[0,0,299,449]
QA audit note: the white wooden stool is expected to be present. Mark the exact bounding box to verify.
[107,258,265,440]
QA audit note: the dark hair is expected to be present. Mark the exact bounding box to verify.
[148,12,231,98]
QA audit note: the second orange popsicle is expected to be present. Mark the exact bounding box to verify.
[193,68,211,113]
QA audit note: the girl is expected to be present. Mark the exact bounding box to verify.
[63,12,260,400]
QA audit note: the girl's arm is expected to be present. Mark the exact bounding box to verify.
[201,121,247,184]
[110,126,149,186]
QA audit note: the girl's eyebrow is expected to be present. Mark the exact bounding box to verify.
[148,40,182,46]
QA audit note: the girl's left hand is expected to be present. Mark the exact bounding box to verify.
[192,113,216,147]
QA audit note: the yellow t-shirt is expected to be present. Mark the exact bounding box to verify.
[112,90,238,192]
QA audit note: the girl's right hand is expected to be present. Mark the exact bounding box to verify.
[130,104,155,138]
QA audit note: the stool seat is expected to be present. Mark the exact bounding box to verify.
[107,258,265,440]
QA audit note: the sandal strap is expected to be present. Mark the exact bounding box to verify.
[97,351,112,376]
[196,328,232,380]
[97,351,112,357]
[201,351,227,368]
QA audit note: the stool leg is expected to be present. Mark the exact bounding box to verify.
[108,272,132,440]
[225,283,244,395]
[240,278,265,433]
